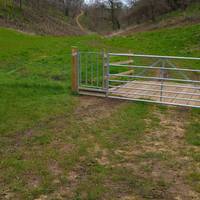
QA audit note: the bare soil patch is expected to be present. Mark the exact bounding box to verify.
[74,96,123,123]
[112,107,200,200]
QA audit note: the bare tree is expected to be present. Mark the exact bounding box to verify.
[107,0,122,30]
[63,0,83,17]
[13,0,23,9]
[63,0,70,16]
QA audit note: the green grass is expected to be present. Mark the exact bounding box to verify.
[105,24,200,57]
[186,109,200,146]
[187,172,200,193]
[0,28,99,135]
[0,25,200,199]
[136,152,169,161]
[1,24,199,136]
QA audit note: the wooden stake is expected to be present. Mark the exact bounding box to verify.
[71,47,78,93]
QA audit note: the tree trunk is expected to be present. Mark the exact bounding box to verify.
[63,0,69,16]
[19,0,22,9]
[110,1,115,30]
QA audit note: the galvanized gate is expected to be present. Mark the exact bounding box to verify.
[77,51,106,93]
[74,50,200,108]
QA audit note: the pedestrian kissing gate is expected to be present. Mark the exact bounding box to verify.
[71,48,200,108]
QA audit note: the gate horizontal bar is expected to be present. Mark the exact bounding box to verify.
[110,74,200,83]
[109,80,200,90]
[79,51,104,55]
[109,85,200,96]
[80,84,104,89]
[108,53,200,60]
[79,87,106,93]
[109,90,200,102]
[109,64,200,73]
[108,95,200,108]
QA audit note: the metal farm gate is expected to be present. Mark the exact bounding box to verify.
[71,48,200,108]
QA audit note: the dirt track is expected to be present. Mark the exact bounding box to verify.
[76,11,88,34]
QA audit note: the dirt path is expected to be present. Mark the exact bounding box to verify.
[107,27,132,37]
[111,107,200,200]
[61,98,200,199]
[29,99,199,200]
[71,98,200,199]
[75,11,89,34]
[2,96,199,200]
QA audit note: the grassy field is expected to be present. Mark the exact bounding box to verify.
[0,25,200,200]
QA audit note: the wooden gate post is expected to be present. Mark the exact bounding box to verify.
[71,47,78,93]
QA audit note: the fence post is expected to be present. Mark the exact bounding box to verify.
[106,52,110,97]
[160,59,165,102]
[71,47,78,93]
[128,49,133,74]
[102,49,106,90]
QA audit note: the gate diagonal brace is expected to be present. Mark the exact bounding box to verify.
[166,59,190,80]
[136,59,162,76]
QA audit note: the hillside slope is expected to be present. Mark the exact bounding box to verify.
[109,3,200,36]
[0,1,84,35]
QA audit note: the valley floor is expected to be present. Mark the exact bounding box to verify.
[0,26,199,200]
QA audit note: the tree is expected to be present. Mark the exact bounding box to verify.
[107,0,122,30]
[63,0,84,17]
[126,0,170,24]
[19,0,22,9]
[166,0,193,10]
[13,0,23,9]
[63,0,69,16]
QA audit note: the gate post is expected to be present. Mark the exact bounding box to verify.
[102,49,107,90]
[71,47,79,93]
[105,52,110,97]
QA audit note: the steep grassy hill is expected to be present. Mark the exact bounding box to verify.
[0,1,83,35]
[0,24,200,199]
